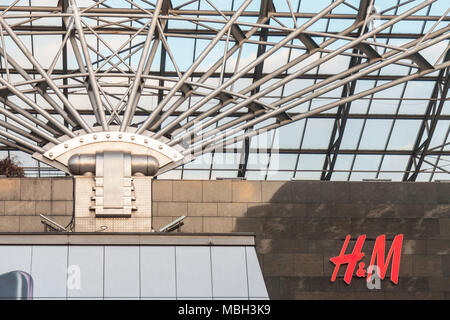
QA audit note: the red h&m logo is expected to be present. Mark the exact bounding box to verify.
[330,234,403,286]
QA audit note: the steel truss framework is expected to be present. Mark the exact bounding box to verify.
[0,0,448,181]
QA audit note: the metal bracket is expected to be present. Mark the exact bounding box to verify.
[43,132,183,163]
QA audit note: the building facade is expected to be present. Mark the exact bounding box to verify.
[0,177,448,299]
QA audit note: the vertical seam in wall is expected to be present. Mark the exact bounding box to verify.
[209,246,214,299]
[150,179,153,229]
[50,179,54,217]
[102,246,105,300]
[259,181,262,203]
[244,246,250,300]
[65,245,69,300]
[232,181,235,203]
[71,178,75,230]
[32,201,36,218]
[138,245,141,300]
[29,245,33,281]
[18,179,21,201]
[174,246,178,300]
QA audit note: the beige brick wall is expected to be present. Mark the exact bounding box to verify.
[0,177,448,300]
[152,180,264,233]
[0,178,73,232]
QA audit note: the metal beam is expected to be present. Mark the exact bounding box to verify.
[153,1,172,132]
[138,0,254,134]
[222,148,450,156]
[0,68,442,82]
[190,57,450,157]
[1,6,449,21]
[403,49,450,181]
[237,0,274,178]
[120,0,164,131]
[0,0,446,181]
[320,0,371,180]
[320,53,360,180]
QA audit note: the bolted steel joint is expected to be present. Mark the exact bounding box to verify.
[68,152,159,176]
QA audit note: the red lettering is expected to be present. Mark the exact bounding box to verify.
[367,234,403,284]
[330,234,404,285]
[330,234,365,284]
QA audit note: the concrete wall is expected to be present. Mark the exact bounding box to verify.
[0,178,73,232]
[0,177,449,299]
[152,180,450,300]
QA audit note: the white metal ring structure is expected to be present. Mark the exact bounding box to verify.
[44,132,182,162]
[0,0,448,181]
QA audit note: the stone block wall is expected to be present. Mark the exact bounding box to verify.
[152,180,450,300]
[0,178,73,232]
[0,177,448,299]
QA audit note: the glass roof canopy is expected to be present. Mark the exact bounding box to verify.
[0,0,448,181]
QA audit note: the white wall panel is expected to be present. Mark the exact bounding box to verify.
[67,246,103,299]
[140,246,176,298]
[0,246,32,274]
[246,247,269,299]
[176,246,212,299]
[211,246,248,299]
[31,246,68,299]
[0,244,268,300]
[104,246,140,298]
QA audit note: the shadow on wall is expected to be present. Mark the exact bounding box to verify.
[233,180,450,300]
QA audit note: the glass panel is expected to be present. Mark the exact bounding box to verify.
[296,154,326,173]
[266,171,295,180]
[340,119,364,150]
[275,121,304,149]
[246,170,269,180]
[301,119,334,149]
[359,120,393,150]
[387,120,421,150]
[349,155,382,181]
[211,170,238,180]
[0,0,446,182]
[182,170,210,180]
[379,155,409,174]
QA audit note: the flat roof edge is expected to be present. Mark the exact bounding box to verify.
[0,232,256,246]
